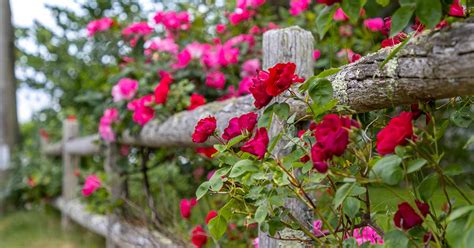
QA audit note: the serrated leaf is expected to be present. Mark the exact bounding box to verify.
[370,155,403,185]
[208,214,227,240]
[229,159,257,178]
[407,158,427,174]
[196,181,210,200]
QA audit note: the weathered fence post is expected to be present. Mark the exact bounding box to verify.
[61,117,79,229]
[259,26,314,247]
[104,143,125,248]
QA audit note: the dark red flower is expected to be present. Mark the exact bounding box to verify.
[249,70,273,109]
[350,53,361,63]
[195,147,218,158]
[191,225,208,248]
[376,112,413,155]
[311,144,330,173]
[316,0,341,5]
[188,93,207,111]
[394,201,430,230]
[449,0,465,17]
[222,112,258,140]
[205,210,218,224]
[381,17,391,36]
[314,114,355,156]
[192,116,217,143]
[180,198,194,219]
[265,62,304,96]
[241,127,269,159]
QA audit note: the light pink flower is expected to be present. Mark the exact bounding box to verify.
[253,238,259,248]
[112,78,138,102]
[238,77,253,96]
[333,8,348,21]
[205,71,226,89]
[241,59,260,77]
[99,108,119,142]
[313,220,324,236]
[87,17,113,36]
[364,18,384,32]
[146,37,179,54]
[82,175,101,197]
[185,42,211,59]
[289,0,311,16]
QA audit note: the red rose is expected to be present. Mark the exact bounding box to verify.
[311,144,330,173]
[222,112,258,140]
[381,17,391,36]
[205,210,218,224]
[191,225,208,248]
[195,147,218,158]
[449,0,465,17]
[394,201,430,230]
[241,127,269,159]
[350,53,361,63]
[316,0,341,5]
[249,70,273,109]
[188,93,207,111]
[381,32,407,48]
[264,62,304,96]
[180,198,195,219]
[376,112,413,155]
[314,114,355,156]
[192,116,217,143]
[154,71,173,104]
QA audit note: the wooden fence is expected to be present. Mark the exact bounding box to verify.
[42,18,474,248]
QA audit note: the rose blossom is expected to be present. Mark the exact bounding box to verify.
[241,127,269,159]
[376,112,413,155]
[394,201,430,230]
[191,225,207,248]
[449,0,465,17]
[122,22,153,37]
[229,8,255,25]
[192,116,217,143]
[154,71,173,104]
[216,24,227,33]
[289,0,311,16]
[205,71,226,89]
[172,49,192,69]
[205,210,218,224]
[82,175,101,197]
[313,50,321,61]
[364,18,384,32]
[146,37,179,54]
[351,226,384,245]
[87,17,113,36]
[153,11,190,31]
[188,93,206,110]
[112,78,138,102]
[249,70,273,109]
[127,95,155,126]
[195,147,217,158]
[241,59,260,77]
[333,8,348,21]
[180,198,198,219]
[99,108,119,142]
[238,77,253,96]
[222,112,258,140]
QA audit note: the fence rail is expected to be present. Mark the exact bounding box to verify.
[42,19,474,248]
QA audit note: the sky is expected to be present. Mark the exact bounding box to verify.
[11,0,78,123]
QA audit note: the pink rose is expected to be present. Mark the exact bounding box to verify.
[112,78,138,102]
[87,17,113,36]
[364,18,384,32]
[313,50,321,61]
[333,8,348,21]
[205,71,226,89]
[82,175,101,197]
[241,58,260,77]
[172,49,192,69]
[289,0,311,16]
[180,198,197,219]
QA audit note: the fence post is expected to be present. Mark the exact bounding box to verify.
[61,117,79,229]
[104,143,124,248]
[259,26,314,247]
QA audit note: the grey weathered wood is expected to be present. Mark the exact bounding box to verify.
[103,143,126,248]
[0,0,18,171]
[61,118,80,229]
[42,142,63,156]
[54,198,177,248]
[258,26,314,248]
[65,134,101,155]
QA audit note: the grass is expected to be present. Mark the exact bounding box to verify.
[0,206,105,248]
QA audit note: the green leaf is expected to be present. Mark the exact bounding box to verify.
[390,5,415,37]
[446,215,474,248]
[384,229,409,248]
[220,199,236,220]
[196,181,210,200]
[208,214,227,240]
[447,206,474,222]
[417,174,438,201]
[308,79,333,107]
[209,174,223,191]
[370,155,403,185]
[229,159,258,178]
[334,183,365,208]
[376,0,390,7]
[450,108,473,128]
[273,102,290,120]
[341,0,364,22]
[316,5,337,39]
[444,164,464,176]
[258,103,274,128]
[407,158,427,174]
[254,204,268,224]
[226,134,247,148]
[416,0,442,28]
[343,197,360,219]
[315,68,341,79]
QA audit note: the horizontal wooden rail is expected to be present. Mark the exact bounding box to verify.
[44,19,474,152]
[53,198,177,248]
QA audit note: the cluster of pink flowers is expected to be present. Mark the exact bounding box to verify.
[145,37,179,55]
[87,17,113,36]
[99,108,119,142]
[228,0,265,25]
[351,226,384,245]
[154,11,190,31]
[112,78,139,102]
[82,175,101,197]
[289,0,311,16]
